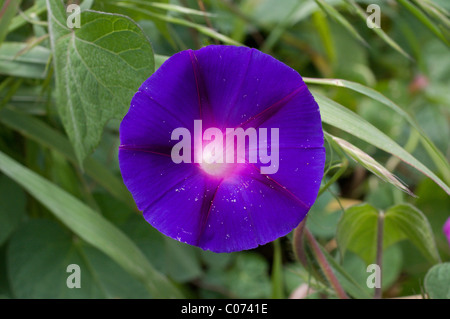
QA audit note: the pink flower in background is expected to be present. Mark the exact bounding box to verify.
[444,217,450,247]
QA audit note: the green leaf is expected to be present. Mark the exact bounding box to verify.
[337,203,440,265]
[128,1,217,17]
[313,0,368,47]
[46,0,155,165]
[424,262,450,299]
[314,92,450,195]
[413,0,450,30]
[271,239,284,299]
[154,54,169,70]
[0,42,49,79]
[120,213,203,283]
[114,2,242,46]
[0,175,26,246]
[226,253,271,298]
[336,203,379,265]
[327,134,414,196]
[164,237,202,283]
[7,219,152,298]
[342,245,403,293]
[305,77,450,185]
[0,0,21,46]
[0,150,183,298]
[261,0,303,52]
[344,0,412,59]
[0,107,135,209]
[0,245,10,298]
[8,0,46,33]
[317,241,372,299]
[384,204,440,264]
[398,0,450,47]
[306,187,343,238]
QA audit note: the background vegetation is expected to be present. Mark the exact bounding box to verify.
[0,0,449,299]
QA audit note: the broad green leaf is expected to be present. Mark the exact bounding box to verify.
[164,237,202,283]
[337,203,440,265]
[7,219,151,298]
[119,213,203,283]
[0,150,183,298]
[314,92,450,195]
[305,77,450,184]
[384,204,440,264]
[0,107,135,209]
[342,245,403,293]
[0,175,26,246]
[328,134,414,196]
[0,42,49,78]
[224,253,271,298]
[0,0,21,46]
[46,0,155,165]
[336,203,379,265]
[199,249,233,270]
[415,179,450,255]
[306,186,342,238]
[424,262,450,299]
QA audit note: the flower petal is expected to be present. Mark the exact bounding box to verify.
[197,164,315,252]
[119,45,326,253]
[119,149,195,211]
[192,45,305,129]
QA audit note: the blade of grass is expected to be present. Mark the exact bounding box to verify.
[327,133,415,196]
[345,0,412,59]
[0,150,183,298]
[116,2,242,46]
[305,77,450,185]
[125,0,216,17]
[261,0,303,52]
[0,0,21,46]
[398,0,449,47]
[0,107,136,209]
[313,0,368,47]
[312,10,336,66]
[314,92,450,195]
[8,0,46,32]
[413,0,450,29]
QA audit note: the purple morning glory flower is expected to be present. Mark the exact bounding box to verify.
[119,45,325,253]
[444,217,450,247]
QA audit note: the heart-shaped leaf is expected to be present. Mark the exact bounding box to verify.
[47,0,155,165]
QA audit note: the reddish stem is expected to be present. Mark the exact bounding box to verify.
[303,228,349,299]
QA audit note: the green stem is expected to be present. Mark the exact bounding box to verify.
[317,158,348,197]
[271,239,284,299]
[375,211,385,299]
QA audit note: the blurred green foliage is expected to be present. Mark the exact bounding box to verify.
[0,0,449,299]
